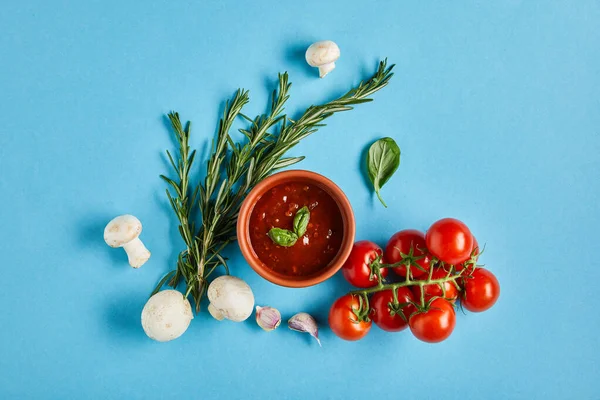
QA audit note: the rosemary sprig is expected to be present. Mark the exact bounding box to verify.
[155,59,395,311]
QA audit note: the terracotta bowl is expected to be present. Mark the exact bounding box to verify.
[237,170,355,288]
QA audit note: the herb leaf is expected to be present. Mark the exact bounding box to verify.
[267,206,309,247]
[366,137,401,208]
[293,206,310,237]
[268,228,298,247]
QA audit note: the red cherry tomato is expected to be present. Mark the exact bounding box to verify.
[371,287,416,332]
[384,229,431,278]
[342,241,388,288]
[329,294,372,341]
[412,268,459,302]
[456,237,480,272]
[426,218,474,265]
[461,268,500,312]
[409,298,456,343]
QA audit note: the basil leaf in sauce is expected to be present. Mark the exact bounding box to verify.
[366,137,401,208]
[293,206,310,237]
[268,228,298,247]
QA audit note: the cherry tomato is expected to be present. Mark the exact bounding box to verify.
[409,298,456,343]
[342,241,388,288]
[456,237,480,272]
[371,287,416,332]
[384,229,431,279]
[412,268,459,302]
[461,268,500,312]
[426,218,474,265]
[329,294,372,341]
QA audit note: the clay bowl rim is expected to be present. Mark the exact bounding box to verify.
[236,170,355,288]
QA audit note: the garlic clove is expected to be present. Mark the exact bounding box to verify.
[288,312,321,347]
[255,306,281,331]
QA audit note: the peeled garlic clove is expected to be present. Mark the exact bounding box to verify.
[288,312,321,347]
[255,306,281,331]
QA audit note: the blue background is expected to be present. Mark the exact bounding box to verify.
[1,1,598,399]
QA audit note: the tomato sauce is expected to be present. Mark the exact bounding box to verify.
[249,181,344,276]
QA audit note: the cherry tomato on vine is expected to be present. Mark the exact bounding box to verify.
[426,218,474,265]
[329,294,372,341]
[412,268,459,302]
[409,298,456,343]
[384,229,431,279]
[456,237,480,272]
[342,241,388,288]
[461,268,500,312]
[371,287,416,332]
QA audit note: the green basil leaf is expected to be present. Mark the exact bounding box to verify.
[293,206,310,237]
[268,228,298,247]
[366,137,401,208]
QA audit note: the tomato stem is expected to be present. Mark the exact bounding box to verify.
[379,249,426,271]
[369,256,386,285]
[350,271,465,297]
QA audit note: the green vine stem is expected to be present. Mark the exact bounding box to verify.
[350,272,465,297]
[349,250,477,313]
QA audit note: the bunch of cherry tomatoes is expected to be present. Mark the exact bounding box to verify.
[328,218,500,343]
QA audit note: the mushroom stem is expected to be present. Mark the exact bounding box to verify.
[208,303,225,321]
[122,237,151,268]
[318,62,336,78]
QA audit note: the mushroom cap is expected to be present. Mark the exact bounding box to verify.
[305,40,340,67]
[104,214,142,248]
[141,290,193,342]
[207,275,254,322]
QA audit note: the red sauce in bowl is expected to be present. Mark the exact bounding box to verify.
[249,181,344,276]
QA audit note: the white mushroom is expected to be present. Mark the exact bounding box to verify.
[104,215,151,268]
[141,290,193,342]
[305,40,341,78]
[207,276,254,322]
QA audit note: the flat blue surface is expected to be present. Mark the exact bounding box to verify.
[1,1,599,399]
